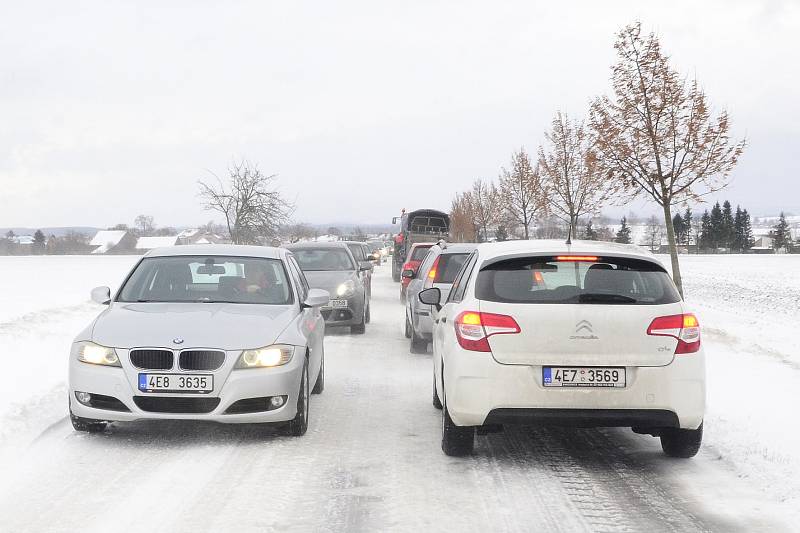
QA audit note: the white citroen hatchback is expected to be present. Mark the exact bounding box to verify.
[420,240,705,457]
[68,245,328,436]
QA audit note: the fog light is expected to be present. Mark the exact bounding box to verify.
[270,396,286,408]
[75,391,92,405]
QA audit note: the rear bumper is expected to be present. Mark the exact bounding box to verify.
[484,408,679,428]
[443,349,705,430]
[321,295,365,326]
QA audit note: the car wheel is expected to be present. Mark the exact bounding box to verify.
[312,351,324,395]
[400,288,406,304]
[404,312,412,339]
[441,378,474,456]
[660,423,703,458]
[288,358,310,436]
[69,408,107,433]
[432,373,442,410]
[392,266,401,282]
[365,301,371,324]
[351,309,366,334]
[410,329,427,353]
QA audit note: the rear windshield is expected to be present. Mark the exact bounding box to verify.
[293,248,356,271]
[435,253,469,283]
[411,246,432,261]
[475,257,680,305]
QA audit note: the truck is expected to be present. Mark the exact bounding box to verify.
[391,209,450,282]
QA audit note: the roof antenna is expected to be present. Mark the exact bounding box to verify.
[566,224,572,245]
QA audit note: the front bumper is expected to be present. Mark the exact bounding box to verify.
[69,351,304,424]
[320,294,365,326]
[443,349,705,430]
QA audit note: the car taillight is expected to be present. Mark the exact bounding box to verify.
[454,311,521,352]
[647,313,701,354]
[424,256,441,288]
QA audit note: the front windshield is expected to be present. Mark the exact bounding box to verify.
[293,248,356,271]
[117,256,293,304]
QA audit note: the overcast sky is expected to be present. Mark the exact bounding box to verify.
[1,0,798,229]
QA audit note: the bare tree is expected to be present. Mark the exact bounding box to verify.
[499,148,546,239]
[134,215,155,236]
[538,112,615,238]
[198,160,294,245]
[449,192,478,242]
[589,22,745,295]
[644,215,664,252]
[470,178,501,242]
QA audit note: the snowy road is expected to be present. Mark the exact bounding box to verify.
[0,259,795,532]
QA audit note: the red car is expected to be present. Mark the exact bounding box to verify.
[399,242,434,303]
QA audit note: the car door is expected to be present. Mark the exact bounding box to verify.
[433,252,478,396]
[409,249,438,326]
[287,256,324,378]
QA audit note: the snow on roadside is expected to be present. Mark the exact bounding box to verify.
[0,256,137,454]
[676,255,800,517]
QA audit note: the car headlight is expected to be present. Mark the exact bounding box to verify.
[75,341,120,367]
[236,344,295,368]
[336,280,356,297]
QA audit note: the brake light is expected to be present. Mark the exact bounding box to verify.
[454,311,521,352]
[556,255,600,262]
[424,256,441,288]
[647,313,701,354]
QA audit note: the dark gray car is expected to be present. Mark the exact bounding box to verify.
[286,242,371,334]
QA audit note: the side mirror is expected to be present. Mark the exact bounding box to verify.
[359,261,373,271]
[91,286,111,305]
[401,269,415,279]
[303,288,330,308]
[418,287,442,310]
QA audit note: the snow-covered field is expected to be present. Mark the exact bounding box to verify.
[0,254,798,531]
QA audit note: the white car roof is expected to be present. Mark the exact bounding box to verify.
[476,239,666,268]
[144,244,287,260]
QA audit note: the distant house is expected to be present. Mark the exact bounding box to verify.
[177,228,228,245]
[751,235,774,254]
[90,230,136,254]
[136,235,180,252]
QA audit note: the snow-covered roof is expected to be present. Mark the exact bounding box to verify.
[177,228,199,239]
[90,230,127,247]
[136,236,179,249]
[13,235,35,245]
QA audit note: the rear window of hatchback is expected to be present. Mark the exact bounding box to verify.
[475,256,681,305]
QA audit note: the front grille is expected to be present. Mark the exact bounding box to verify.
[180,350,225,371]
[133,396,220,414]
[130,349,173,370]
[87,394,130,412]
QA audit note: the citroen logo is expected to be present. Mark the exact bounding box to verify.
[570,320,598,340]
[173,337,184,345]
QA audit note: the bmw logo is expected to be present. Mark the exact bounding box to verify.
[173,337,184,345]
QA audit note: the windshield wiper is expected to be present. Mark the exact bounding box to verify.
[578,293,638,304]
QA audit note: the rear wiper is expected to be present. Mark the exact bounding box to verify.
[578,293,638,304]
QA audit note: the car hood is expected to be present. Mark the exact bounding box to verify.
[91,302,297,350]
[303,271,358,294]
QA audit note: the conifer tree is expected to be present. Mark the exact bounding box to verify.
[33,230,46,254]
[732,206,744,252]
[741,209,755,251]
[709,202,723,250]
[615,217,632,244]
[770,212,791,252]
[699,210,712,251]
[721,200,734,250]
[584,219,599,240]
[682,206,693,246]
[672,213,686,246]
